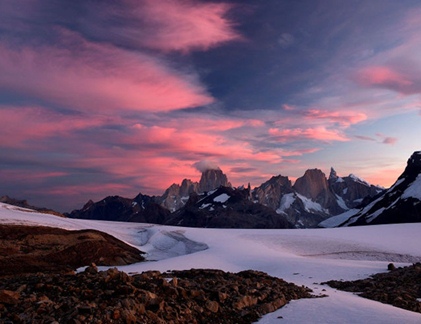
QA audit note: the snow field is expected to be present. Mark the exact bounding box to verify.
[1,202,421,323]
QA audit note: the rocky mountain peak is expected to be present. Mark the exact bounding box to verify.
[329,167,338,181]
[404,151,421,173]
[198,168,231,193]
[293,169,329,201]
[253,175,293,211]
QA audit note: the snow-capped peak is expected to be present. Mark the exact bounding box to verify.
[348,174,369,186]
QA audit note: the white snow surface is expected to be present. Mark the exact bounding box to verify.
[335,194,349,210]
[276,193,295,214]
[318,209,360,228]
[1,202,421,323]
[213,193,230,203]
[402,174,421,200]
[296,193,326,213]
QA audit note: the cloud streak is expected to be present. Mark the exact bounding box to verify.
[76,0,242,53]
[0,31,213,112]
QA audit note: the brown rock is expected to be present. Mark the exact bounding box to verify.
[233,295,258,310]
[205,300,219,313]
[0,289,20,304]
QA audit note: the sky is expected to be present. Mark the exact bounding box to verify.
[1,0,421,212]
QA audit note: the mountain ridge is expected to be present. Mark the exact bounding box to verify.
[66,164,384,228]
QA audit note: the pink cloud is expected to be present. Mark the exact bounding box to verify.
[358,66,412,88]
[282,104,296,111]
[0,31,213,112]
[118,0,242,52]
[268,127,349,142]
[358,66,411,86]
[376,133,398,145]
[0,106,109,148]
[355,66,416,94]
[1,170,68,183]
[382,137,398,145]
[305,109,367,127]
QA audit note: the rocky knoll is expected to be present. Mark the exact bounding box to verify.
[323,263,421,313]
[0,266,314,323]
[0,225,145,276]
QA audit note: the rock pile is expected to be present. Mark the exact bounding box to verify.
[323,263,421,313]
[0,267,314,323]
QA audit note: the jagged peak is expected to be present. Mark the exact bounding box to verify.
[329,167,338,180]
[199,168,230,193]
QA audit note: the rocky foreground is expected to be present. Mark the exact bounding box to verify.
[0,266,314,323]
[323,263,421,314]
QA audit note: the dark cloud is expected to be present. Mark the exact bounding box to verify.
[229,167,258,173]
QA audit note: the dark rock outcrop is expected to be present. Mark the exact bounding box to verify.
[323,263,421,314]
[0,225,145,277]
[0,268,314,323]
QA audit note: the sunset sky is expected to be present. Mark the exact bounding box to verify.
[1,0,421,212]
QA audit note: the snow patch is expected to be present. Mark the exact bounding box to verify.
[336,194,349,210]
[389,178,405,191]
[366,207,386,223]
[213,193,230,203]
[276,193,295,213]
[402,174,421,200]
[199,203,212,210]
[296,193,326,213]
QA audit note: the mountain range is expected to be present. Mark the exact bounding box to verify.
[3,151,421,228]
[67,164,384,228]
